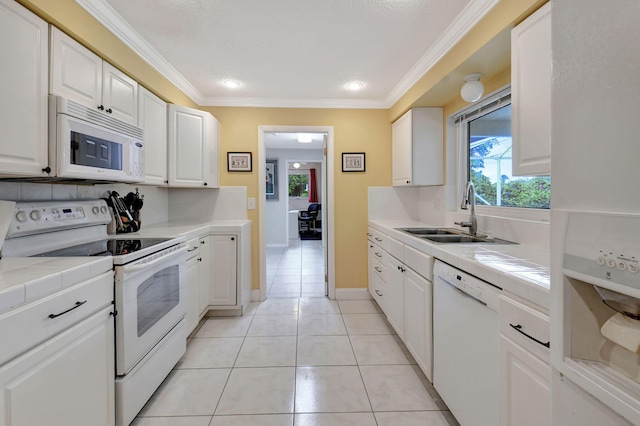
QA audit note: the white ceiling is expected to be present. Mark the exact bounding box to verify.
[78,0,499,108]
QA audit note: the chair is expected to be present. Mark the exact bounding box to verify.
[298,204,321,236]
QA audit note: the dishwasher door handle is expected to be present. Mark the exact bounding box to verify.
[440,277,487,307]
[510,323,550,348]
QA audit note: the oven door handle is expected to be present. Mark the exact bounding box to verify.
[121,244,187,273]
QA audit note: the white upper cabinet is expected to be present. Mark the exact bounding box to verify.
[0,0,49,176]
[138,87,167,185]
[392,108,443,186]
[50,27,138,125]
[168,104,219,188]
[511,3,551,176]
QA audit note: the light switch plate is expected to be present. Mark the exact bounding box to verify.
[247,197,256,210]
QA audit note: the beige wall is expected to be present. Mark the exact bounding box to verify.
[203,107,391,289]
[18,0,545,292]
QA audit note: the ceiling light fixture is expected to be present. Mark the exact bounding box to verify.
[293,162,301,169]
[297,133,313,143]
[222,79,241,89]
[460,73,484,103]
[346,81,365,91]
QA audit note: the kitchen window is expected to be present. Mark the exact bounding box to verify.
[454,88,551,212]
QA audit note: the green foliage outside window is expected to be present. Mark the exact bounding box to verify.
[289,174,309,197]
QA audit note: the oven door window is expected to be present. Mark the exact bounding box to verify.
[137,265,180,337]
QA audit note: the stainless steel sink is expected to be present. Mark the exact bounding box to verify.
[395,227,516,244]
[397,228,460,236]
[421,234,515,244]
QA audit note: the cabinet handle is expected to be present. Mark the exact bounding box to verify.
[231,237,235,241]
[375,289,383,297]
[367,233,372,237]
[198,257,202,262]
[375,252,382,257]
[203,182,208,186]
[97,105,104,111]
[49,300,87,319]
[369,244,373,248]
[188,247,198,252]
[509,323,550,348]
[406,180,410,184]
[201,240,206,245]
[42,166,51,174]
[106,108,112,114]
[401,266,406,272]
[375,237,382,242]
[374,267,382,273]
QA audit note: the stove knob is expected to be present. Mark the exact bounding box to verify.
[92,206,100,215]
[30,210,42,221]
[100,206,108,214]
[15,210,27,222]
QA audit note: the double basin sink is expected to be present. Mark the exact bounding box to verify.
[397,228,516,244]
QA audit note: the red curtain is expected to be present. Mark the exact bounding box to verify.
[309,168,318,203]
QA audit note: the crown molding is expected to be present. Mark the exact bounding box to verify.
[76,0,498,109]
[385,0,500,107]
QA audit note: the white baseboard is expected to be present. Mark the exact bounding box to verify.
[266,243,288,248]
[334,288,372,300]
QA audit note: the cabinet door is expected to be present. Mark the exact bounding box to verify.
[168,105,211,187]
[0,306,115,426]
[198,237,211,315]
[384,256,405,339]
[185,254,200,335]
[511,3,551,176]
[102,62,138,125]
[50,27,102,110]
[403,268,432,381]
[0,0,48,175]
[392,110,413,186]
[209,235,238,306]
[138,87,168,185]
[501,335,550,426]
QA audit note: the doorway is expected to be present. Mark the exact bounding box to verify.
[258,126,335,301]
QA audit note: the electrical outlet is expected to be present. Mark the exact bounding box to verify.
[247,197,256,210]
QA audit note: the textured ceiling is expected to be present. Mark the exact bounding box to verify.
[81,0,498,107]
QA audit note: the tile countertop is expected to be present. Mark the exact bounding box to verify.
[0,220,250,316]
[369,220,550,312]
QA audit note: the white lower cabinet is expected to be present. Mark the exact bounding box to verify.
[185,246,201,335]
[499,295,550,426]
[209,235,238,306]
[403,267,433,381]
[198,237,211,315]
[367,227,433,380]
[0,306,115,426]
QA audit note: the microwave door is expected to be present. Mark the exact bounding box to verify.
[71,131,123,171]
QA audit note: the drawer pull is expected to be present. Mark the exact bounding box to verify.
[375,252,382,257]
[49,300,87,319]
[187,247,198,252]
[375,237,382,242]
[375,289,383,297]
[367,233,372,237]
[510,323,550,348]
[374,267,382,273]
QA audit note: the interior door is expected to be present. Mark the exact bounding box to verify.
[322,135,328,296]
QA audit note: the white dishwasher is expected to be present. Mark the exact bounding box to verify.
[433,260,501,426]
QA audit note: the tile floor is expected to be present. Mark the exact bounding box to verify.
[132,240,458,426]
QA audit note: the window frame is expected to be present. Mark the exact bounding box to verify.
[452,85,550,223]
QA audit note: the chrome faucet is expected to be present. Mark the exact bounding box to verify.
[455,181,478,236]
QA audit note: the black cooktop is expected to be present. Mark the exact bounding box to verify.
[35,238,173,257]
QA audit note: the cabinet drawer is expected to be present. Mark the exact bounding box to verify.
[371,244,386,267]
[0,271,113,366]
[372,257,385,280]
[384,235,404,261]
[500,295,550,363]
[368,228,385,246]
[404,245,432,281]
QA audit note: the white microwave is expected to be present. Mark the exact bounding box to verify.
[48,95,145,183]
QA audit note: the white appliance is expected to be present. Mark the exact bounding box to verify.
[48,95,145,183]
[1,200,187,426]
[433,260,501,426]
[550,0,640,424]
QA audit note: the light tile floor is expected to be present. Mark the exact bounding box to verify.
[132,240,458,426]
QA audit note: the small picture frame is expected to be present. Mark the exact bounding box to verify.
[227,152,252,172]
[266,159,278,200]
[342,152,366,172]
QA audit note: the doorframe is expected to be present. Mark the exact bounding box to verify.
[258,125,335,301]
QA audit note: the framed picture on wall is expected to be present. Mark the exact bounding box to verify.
[342,152,365,172]
[227,152,252,172]
[266,159,278,200]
